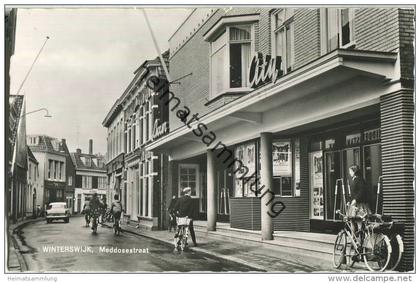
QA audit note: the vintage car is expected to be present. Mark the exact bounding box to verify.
[45,202,70,223]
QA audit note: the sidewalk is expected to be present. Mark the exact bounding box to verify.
[6,217,44,272]
[104,221,363,272]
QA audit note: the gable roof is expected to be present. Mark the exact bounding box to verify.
[27,135,67,155]
[70,151,106,172]
[27,146,38,164]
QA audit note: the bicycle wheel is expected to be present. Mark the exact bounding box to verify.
[180,227,186,251]
[333,230,348,268]
[387,234,403,271]
[363,232,392,272]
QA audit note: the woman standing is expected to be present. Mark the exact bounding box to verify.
[348,165,371,242]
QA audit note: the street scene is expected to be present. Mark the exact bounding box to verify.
[5,4,415,275]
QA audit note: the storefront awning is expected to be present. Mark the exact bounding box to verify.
[146,49,398,160]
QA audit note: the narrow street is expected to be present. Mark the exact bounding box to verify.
[18,216,255,272]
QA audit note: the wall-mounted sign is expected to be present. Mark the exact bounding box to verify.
[152,119,168,139]
[346,133,361,146]
[248,52,283,89]
[364,128,381,142]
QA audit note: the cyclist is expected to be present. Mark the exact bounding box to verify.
[89,192,102,232]
[110,194,124,234]
[174,187,197,247]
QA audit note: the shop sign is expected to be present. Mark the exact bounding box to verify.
[152,119,168,139]
[248,52,283,89]
[364,128,381,142]
[346,133,361,146]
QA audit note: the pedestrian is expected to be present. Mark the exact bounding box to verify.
[110,194,124,235]
[174,187,197,247]
[167,195,178,232]
[348,165,371,241]
[82,201,91,227]
[100,196,107,225]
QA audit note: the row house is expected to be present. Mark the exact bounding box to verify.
[71,140,107,213]
[26,146,41,217]
[103,52,169,230]
[146,7,414,270]
[8,95,27,223]
[27,135,74,211]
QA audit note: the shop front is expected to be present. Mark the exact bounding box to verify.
[147,49,411,258]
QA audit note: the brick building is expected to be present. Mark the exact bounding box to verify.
[71,140,107,213]
[147,7,414,270]
[103,52,170,230]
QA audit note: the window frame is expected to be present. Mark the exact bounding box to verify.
[271,8,295,74]
[209,24,255,99]
[320,8,356,55]
[178,163,200,198]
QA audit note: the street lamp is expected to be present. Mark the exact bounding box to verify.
[21,108,52,118]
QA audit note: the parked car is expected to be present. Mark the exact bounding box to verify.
[45,202,70,223]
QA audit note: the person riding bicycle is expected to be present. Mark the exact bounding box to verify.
[89,192,103,231]
[110,194,124,233]
[174,187,197,247]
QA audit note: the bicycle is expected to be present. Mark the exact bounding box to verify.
[90,208,101,234]
[173,216,191,251]
[333,209,392,272]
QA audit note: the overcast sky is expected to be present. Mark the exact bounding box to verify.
[10,7,191,155]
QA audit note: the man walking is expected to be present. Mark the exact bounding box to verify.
[174,187,197,246]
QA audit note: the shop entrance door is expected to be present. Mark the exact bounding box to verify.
[363,144,382,213]
[324,147,361,220]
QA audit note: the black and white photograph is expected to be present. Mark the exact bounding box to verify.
[3,0,416,280]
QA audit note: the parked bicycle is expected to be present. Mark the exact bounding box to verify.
[333,208,393,272]
[173,216,191,251]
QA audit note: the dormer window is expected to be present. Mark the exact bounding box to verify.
[205,15,258,100]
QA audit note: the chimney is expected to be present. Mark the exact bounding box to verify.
[76,148,82,154]
[89,139,93,155]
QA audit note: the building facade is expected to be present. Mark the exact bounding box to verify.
[8,95,28,223]
[27,135,73,210]
[71,140,107,213]
[146,7,414,270]
[103,52,170,230]
[26,147,40,218]
[103,100,125,208]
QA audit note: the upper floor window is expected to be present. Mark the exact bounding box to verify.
[272,9,295,73]
[320,8,355,54]
[210,24,254,99]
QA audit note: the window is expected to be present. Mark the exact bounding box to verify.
[210,24,254,98]
[272,9,295,73]
[272,140,294,197]
[29,164,32,180]
[48,160,53,179]
[320,8,355,54]
[68,176,73,186]
[178,164,199,198]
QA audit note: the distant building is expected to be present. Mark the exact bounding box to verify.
[26,146,40,218]
[27,135,73,210]
[8,95,27,223]
[71,140,108,213]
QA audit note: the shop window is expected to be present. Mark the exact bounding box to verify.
[233,141,257,197]
[210,24,254,99]
[320,8,355,54]
[273,139,294,197]
[178,164,199,198]
[271,9,295,73]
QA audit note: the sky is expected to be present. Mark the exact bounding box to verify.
[10,7,191,155]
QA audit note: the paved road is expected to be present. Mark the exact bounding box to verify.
[19,216,255,272]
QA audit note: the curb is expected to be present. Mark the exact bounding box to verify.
[102,223,266,272]
[7,217,45,272]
